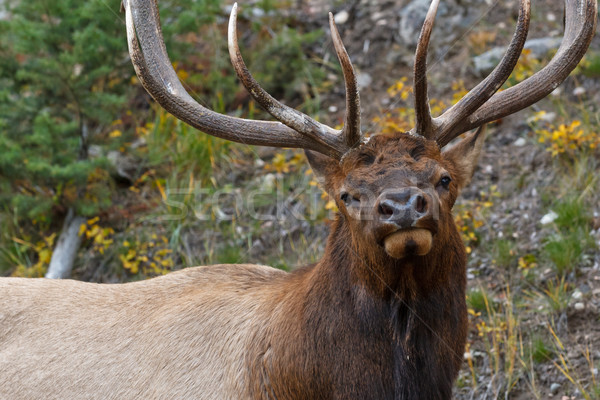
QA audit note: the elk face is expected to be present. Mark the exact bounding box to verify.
[307,128,485,260]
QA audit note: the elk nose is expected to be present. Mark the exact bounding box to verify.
[376,189,429,228]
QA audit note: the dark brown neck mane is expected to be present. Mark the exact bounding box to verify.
[246,213,468,400]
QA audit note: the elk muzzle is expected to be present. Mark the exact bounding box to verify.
[375,188,436,259]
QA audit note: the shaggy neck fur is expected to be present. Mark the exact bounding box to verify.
[246,213,468,400]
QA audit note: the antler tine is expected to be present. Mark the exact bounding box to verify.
[436,0,597,147]
[433,0,531,144]
[228,4,350,153]
[123,0,348,160]
[329,13,362,148]
[412,0,440,139]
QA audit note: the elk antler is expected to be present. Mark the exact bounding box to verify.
[412,0,440,139]
[411,0,597,147]
[328,12,362,148]
[228,4,363,149]
[123,0,363,160]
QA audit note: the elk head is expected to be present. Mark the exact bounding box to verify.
[123,0,596,263]
[305,129,486,262]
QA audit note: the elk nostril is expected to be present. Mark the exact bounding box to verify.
[378,202,395,217]
[415,195,427,214]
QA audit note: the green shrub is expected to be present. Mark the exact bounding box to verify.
[0,0,132,223]
[542,196,595,275]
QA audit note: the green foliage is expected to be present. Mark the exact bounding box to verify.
[467,288,490,315]
[0,0,130,223]
[553,195,592,230]
[543,231,593,276]
[0,211,28,275]
[216,245,243,264]
[250,26,326,108]
[159,0,222,33]
[542,196,596,276]
[530,337,554,364]
[493,238,517,268]
[543,276,572,314]
[145,109,231,184]
[580,50,600,77]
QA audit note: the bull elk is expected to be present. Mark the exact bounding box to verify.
[1,0,596,398]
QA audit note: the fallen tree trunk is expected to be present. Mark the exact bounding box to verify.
[45,209,86,279]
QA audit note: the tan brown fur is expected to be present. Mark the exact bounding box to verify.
[384,229,433,258]
[1,265,285,399]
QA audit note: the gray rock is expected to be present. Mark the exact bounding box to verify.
[525,37,562,58]
[398,0,463,48]
[0,0,8,21]
[550,382,561,394]
[334,10,349,25]
[540,211,558,225]
[513,138,527,147]
[473,37,562,75]
[107,150,136,183]
[398,0,432,47]
[473,47,506,75]
[357,72,373,89]
[87,145,103,159]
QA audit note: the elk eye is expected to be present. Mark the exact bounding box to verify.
[357,152,375,165]
[340,192,360,207]
[438,176,452,190]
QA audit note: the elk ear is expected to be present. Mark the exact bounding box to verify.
[305,150,342,193]
[441,126,487,191]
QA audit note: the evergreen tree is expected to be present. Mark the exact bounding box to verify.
[0,0,131,276]
[0,0,130,224]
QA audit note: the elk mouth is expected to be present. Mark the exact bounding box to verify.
[383,228,433,259]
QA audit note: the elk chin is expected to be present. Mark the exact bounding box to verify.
[383,229,433,259]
